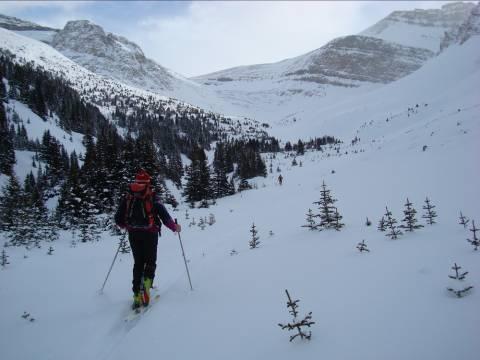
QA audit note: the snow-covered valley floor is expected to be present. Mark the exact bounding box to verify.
[1,104,479,360]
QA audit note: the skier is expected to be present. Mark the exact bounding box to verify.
[278,174,283,185]
[115,169,181,309]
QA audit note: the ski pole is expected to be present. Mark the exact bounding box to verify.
[99,236,123,294]
[175,218,193,291]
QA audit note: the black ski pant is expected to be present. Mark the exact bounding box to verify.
[128,231,159,294]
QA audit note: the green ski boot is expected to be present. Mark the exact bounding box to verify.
[132,292,142,310]
[142,278,153,306]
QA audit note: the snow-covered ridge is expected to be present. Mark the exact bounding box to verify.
[0,28,269,142]
[48,20,233,114]
[360,2,475,52]
[195,35,434,86]
[441,2,480,50]
[0,13,57,31]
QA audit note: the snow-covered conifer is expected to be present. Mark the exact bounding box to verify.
[422,197,437,225]
[459,211,469,229]
[302,209,316,230]
[447,263,473,298]
[466,220,479,251]
[278,289,315,342]
[400,198,423,232]
[1,249,9,268]
[378,216,386,232]
[249,223,260,249]
[119,233,130,254]
[333,208,345,231]
[384,206,402,239]
[312,181,344,231]
[208,213,216,226]
[356,240,370,253]
[198,217,206,230]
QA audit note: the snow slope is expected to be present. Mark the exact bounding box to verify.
[360,2,475,52]
[0,28,479,360]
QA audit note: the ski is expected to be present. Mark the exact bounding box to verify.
[124,293,161,322]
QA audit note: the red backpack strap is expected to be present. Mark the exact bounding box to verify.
[144,187,155,227]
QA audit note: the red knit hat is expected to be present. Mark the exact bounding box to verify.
[135,169,151,183]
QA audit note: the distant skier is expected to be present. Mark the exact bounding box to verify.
[115,169,181,309]
[278,174,283,186]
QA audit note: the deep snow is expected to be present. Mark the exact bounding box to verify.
[0,16,479,360]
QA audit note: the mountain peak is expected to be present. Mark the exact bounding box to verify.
[360,1,475,52]
[53,20,145,59]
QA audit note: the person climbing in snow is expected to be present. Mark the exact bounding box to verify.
[278,174,283,186]
[115,169,181,309]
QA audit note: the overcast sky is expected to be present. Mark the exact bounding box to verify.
[0,1,459,77]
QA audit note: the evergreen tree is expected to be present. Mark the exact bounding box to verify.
[0,173,23,232]
[447,263,473,298]
[0,95,15,175]
[119,233,130,254]
[459,211,469,229]
[296,140,305,155]
[302,209,316,230]
[278,289,315,342]
[400,198,423,232]
[1,249,9,268]
[377,216,386,232]
[182,146,211,204]
[356,240,370,252]
[422,197,437,225]
[384,206,402,239]
[249,223,260,249]
[312,181,343,230]
[466,220,479,251]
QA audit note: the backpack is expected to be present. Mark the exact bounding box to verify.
[124,183,157,230]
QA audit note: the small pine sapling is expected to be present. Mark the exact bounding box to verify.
[447,263,473,298]
[312,181,344,231]
[185,209,190,220]
[249,223,261,249]
[356,240,370,253]
[466,220,479,251]
[458,211,469,228]
[230,249,238,256]
[384,206,402,239]
[198,217,206,230]
[47,246,54,255]
[21,311,35,322]
[422,197,437,225]
[1,249,10,268]
[119,234,130,254]
[208,213,216,226]
[378,216,386,232]
[302,209,316,230]
[278,289,315,342]
[400,198,423,232]
[333,208,345,230]
[365,217,372,226]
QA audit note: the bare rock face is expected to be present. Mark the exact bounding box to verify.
[284,35,434,86]
[51,20,174,91]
